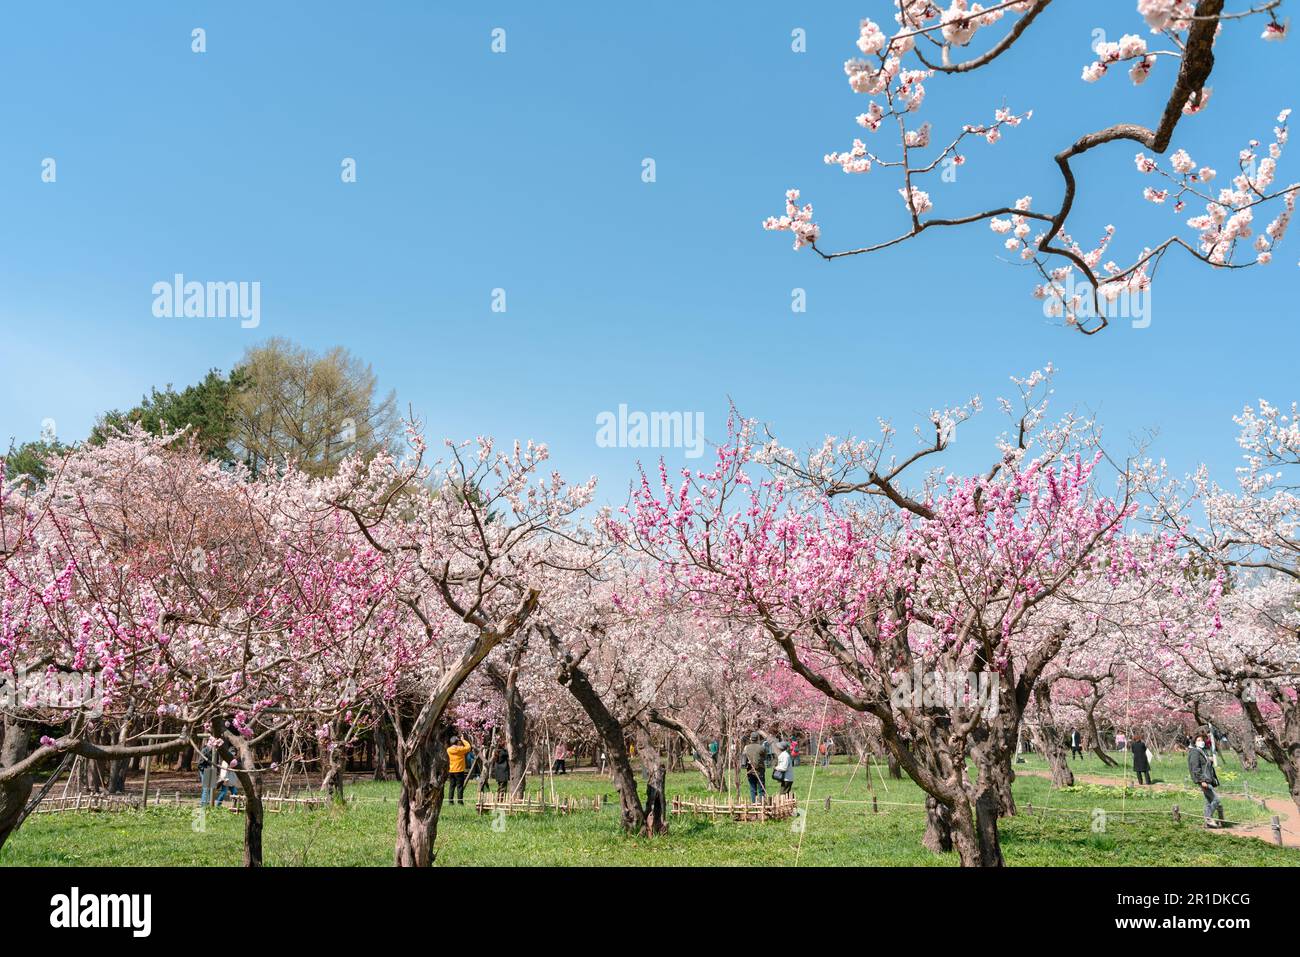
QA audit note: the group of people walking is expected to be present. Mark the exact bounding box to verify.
[1066,728,1226,827]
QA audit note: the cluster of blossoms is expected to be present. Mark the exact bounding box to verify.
[768,7,1034,248]
[761,188,820,249]
[993,202,1153,327]
[989,195,1039,262]
[1137,110,1296,265]
[931,0,1033,46]
[900,185,934,216]
[1081,33,1152,85]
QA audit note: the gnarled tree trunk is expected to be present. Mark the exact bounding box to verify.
[1032,683,1074,788]
[389,589,539,867]
[0,717,33,853]
[635,726,668,835]
[320,719,348,802]
[394,730,448,867]
[922,796,953,853]
[1084,702,1119,767]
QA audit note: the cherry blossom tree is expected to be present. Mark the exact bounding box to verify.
[1147,400,1300,812]
[324,429,595,865]
[0,430,327,859]
[611,370,1144,865]
[529,552,689,835]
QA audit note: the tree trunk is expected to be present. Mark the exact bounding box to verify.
[946,788,1006,867]
[320,720,348,802]
[1032,684,1074,788]
[228,737,264,868]
[1038,727,1075,787]
[0,718,33,853]
[974,788,1006,866]
[541,625,648,835]
[648,709,725,791]
[388,590,539,866]
[372,722,391,781]
[970,720,1018,817]
[321,753,347,801]
[635,726,668,835]
[107,720,132,794]
[1085,705,1119,766]
[394,731,447,867]
[1242,689,1300,817]
[486,647,530,798]
[922,796,953,853]
[886,751,903,780]
[1238,731,1258,772]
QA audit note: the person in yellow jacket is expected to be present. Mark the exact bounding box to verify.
[446,733,472,805]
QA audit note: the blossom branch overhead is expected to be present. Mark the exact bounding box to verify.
[762,0,1296,334]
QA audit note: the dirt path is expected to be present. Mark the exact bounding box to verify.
[1016,767,1298,849]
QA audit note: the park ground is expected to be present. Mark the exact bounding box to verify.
[2,752,1296,867]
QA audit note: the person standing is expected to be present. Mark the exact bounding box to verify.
[446,733,471,805]
[1188,735,1223,827]
[1131,734,1151,785]
[490,746,511,798]
[552,741,568,775]
[742,733,767,803]
[774,742,794,796]
[197,744,214,806]
[215,757,239,808]
[1115,730,1127,752]
[790,738,800,767]
[1070,729,1084,760]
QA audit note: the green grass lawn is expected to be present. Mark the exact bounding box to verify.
[3,754,1295,867]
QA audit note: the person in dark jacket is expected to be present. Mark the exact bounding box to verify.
[1070,729,1084,760]
[1187,736,1223,826]
[742,732,767,802]
[490,746,511,797]
[1130,735,1152,785]
[197,744,214,806]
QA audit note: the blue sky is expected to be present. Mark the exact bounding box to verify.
[2,1,1296,504]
